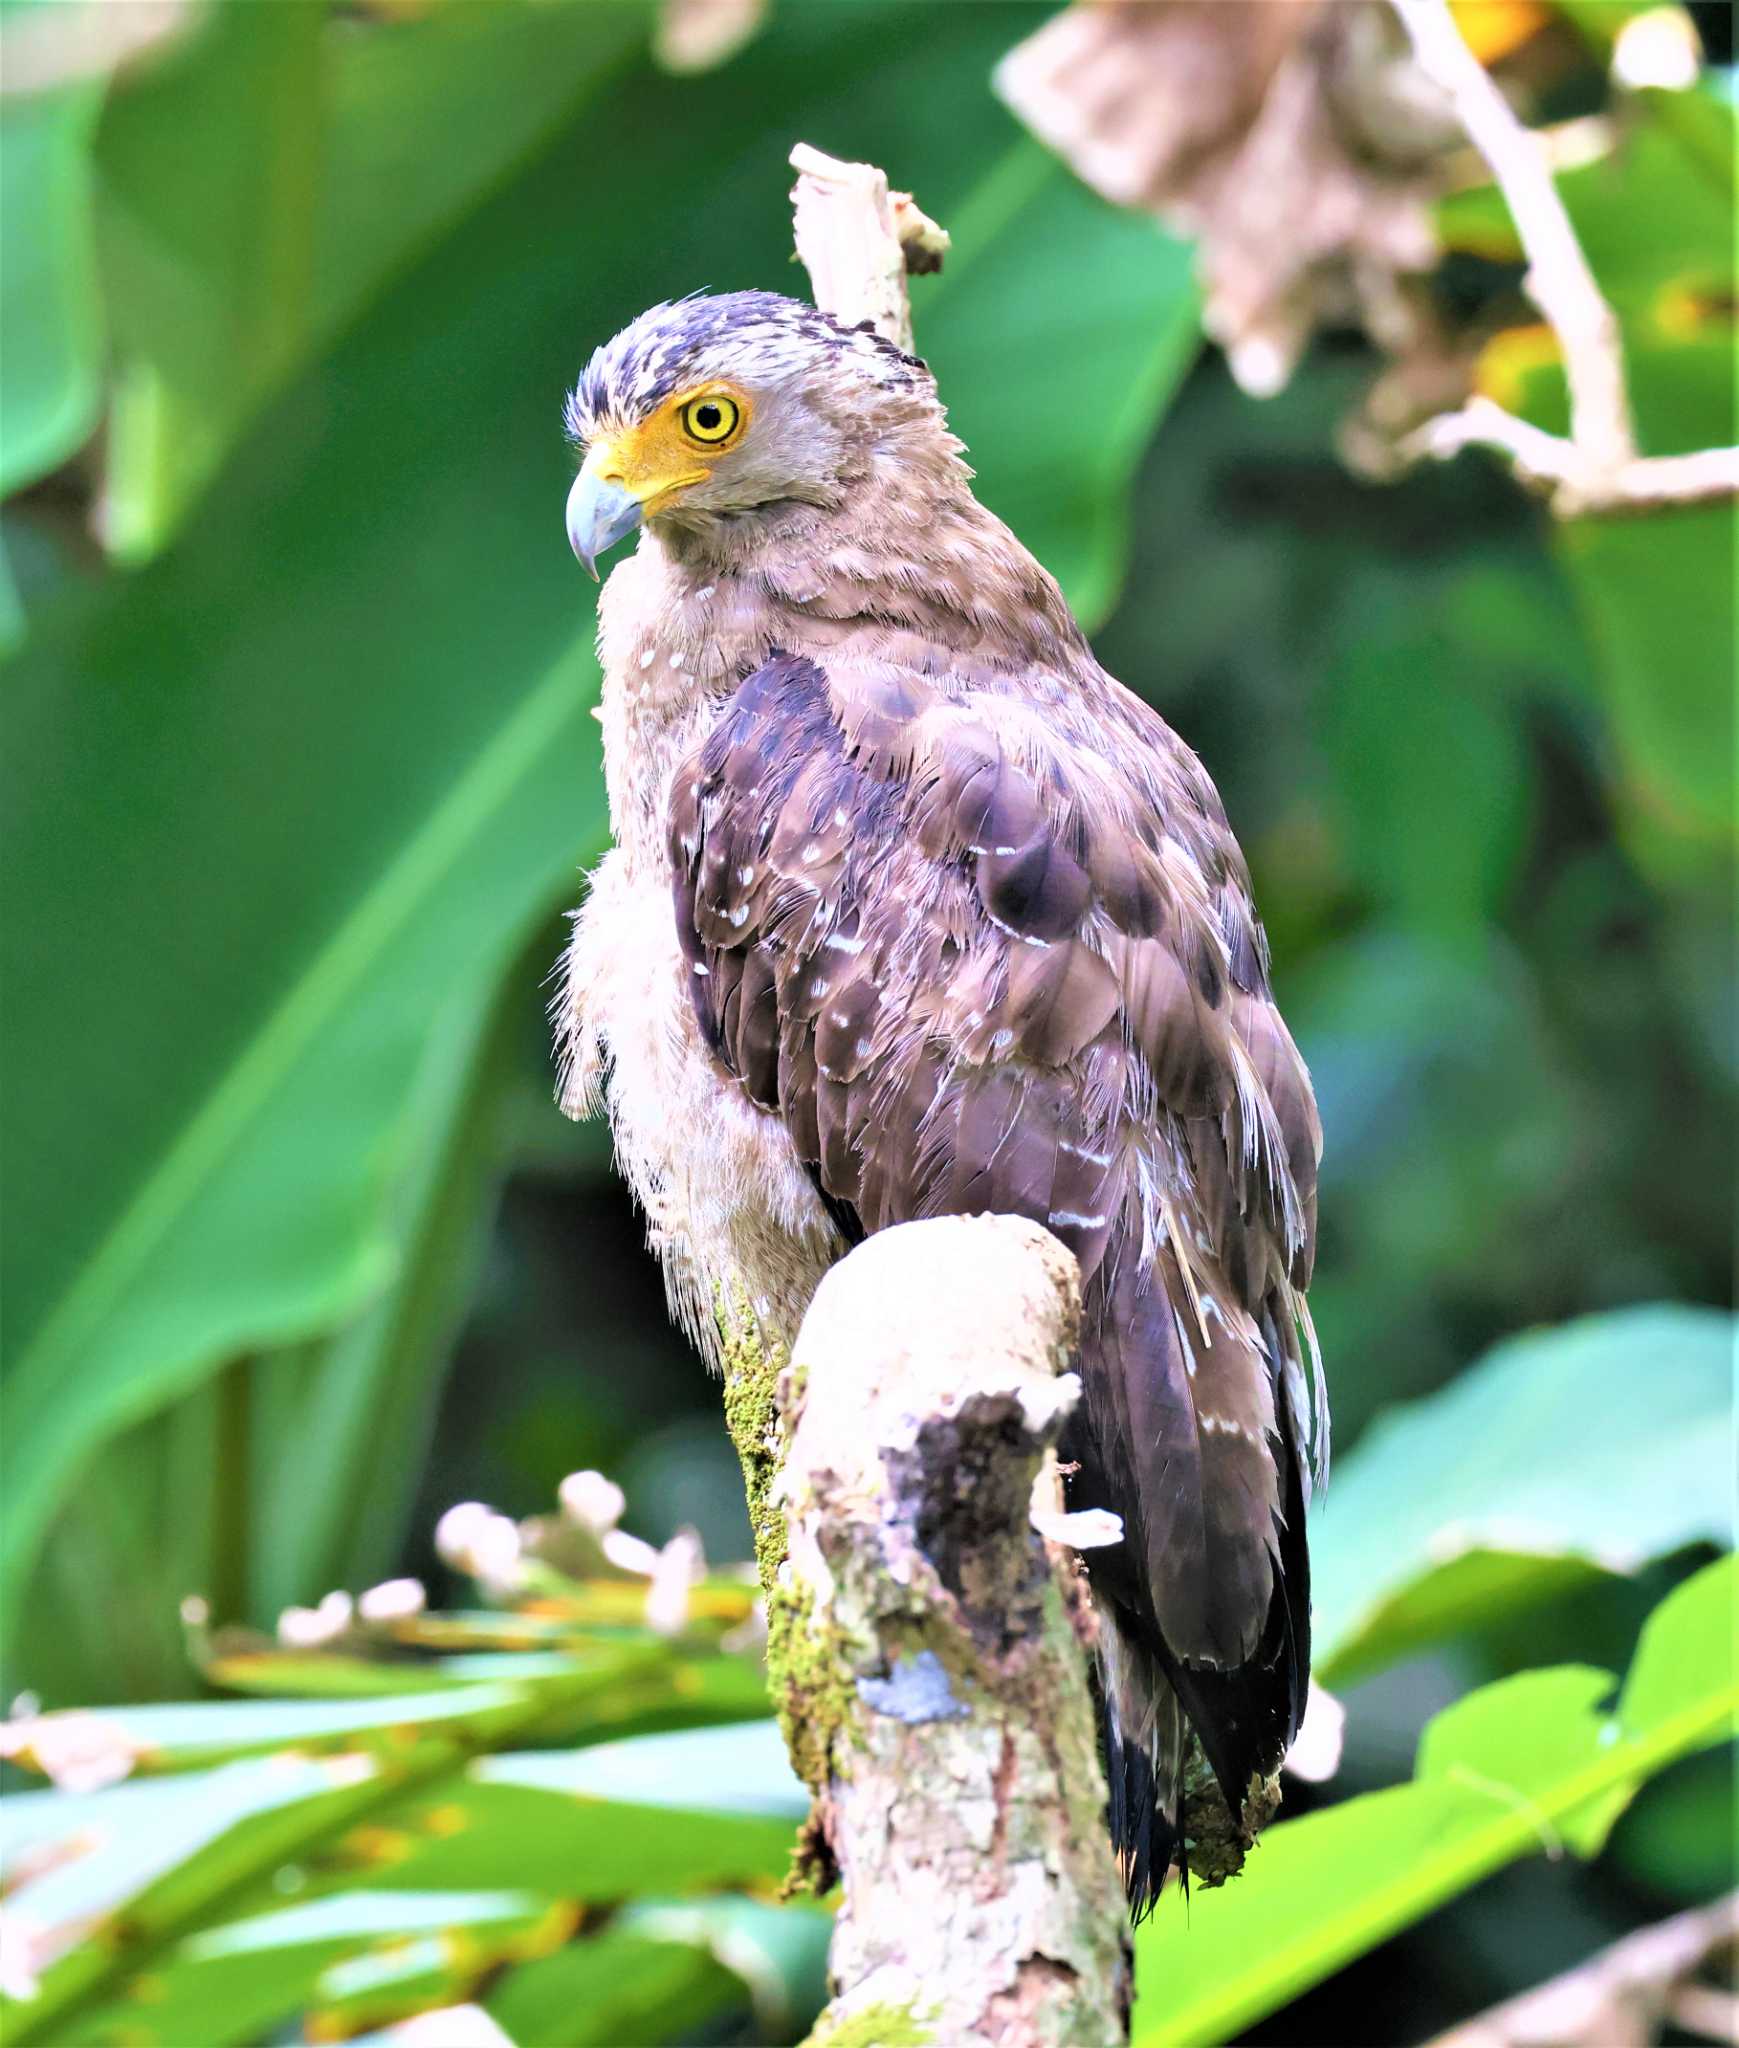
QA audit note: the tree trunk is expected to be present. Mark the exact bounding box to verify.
[739,1215,1132,2048]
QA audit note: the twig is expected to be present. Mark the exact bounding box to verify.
[1393,0,1634,471]
[1390,0,1739,517]
[788,142,950,355]
[774,1217,1130,2048]
[1421,1890,1738,2047]
[1400,396,1739,515]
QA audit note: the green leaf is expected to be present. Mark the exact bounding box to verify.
[1557,501,1737,878]
[0,1645,779,2041]
[71,1891,573,2048]
[95,0,325,556]
[16,1393,231,1707]
[3,1641,781,1779]
[288,1777,794,1904]
[0,83,104,494]
[2,1682,528,1777]
[1,0,1204,1660]
[203,1629,775,1739]
[203,1651,483,1700]
[487,1925,761,2048]
[1318,627,1530,937]
[1416,1665,1631,1856]
[1313,1305,1734,1684]
[475,1719,805,1818]
[245,962,524,1618]
[96,0,653,558]
[1617,1542,1736,1737]
[617,1895,833,2040]
[19,949,516,1703]
[487,1928,749,2048]
[0,1758,377,1917]
[2,1756,395,2043]
[1608,1745,1737,1905]
[1131,1557,1739,2047]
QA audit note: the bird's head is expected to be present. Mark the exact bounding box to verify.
[563,291,940,576]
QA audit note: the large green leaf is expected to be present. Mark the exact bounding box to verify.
[1132,1557,1739,2046]
[1557,501,1736,880]
[286,1778,796,1905]
[2,1681,532,1775]
[485,1899,833,2048]
[244,959,526,1620]
[1,1639,776,1783]
[94,0,326,557]
[0,83,104,496]
[95,0,653,559]
[0,1756,385,1930]
[611,1895,833,2041]
[0,1,1203,1656]
[13,968,524,1707]
[1313,1305,1734,1684]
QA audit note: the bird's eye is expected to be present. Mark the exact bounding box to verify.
[680,395,741,445]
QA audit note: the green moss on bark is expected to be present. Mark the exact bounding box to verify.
[718,1294,789,1598]
[803,2000,935,2048]
[1180,1736,1278,1888]
[717,1295,850,1894]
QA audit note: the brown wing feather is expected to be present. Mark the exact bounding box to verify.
[669,649,1322,1879]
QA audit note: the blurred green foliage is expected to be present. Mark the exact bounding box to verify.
[1,1,1733,2043]
[1,1521,826,2045]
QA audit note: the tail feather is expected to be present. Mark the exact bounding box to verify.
[1089,1364,1314,1914]
[1097,1613,1184,1919]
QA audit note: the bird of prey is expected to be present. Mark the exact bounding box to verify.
[558,291,1326,1913]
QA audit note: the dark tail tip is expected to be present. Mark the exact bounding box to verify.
[1104,1708,1177,1922]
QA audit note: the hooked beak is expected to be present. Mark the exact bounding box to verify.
[566,461,645,580]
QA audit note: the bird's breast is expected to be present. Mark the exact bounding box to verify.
[558,844,840,1365]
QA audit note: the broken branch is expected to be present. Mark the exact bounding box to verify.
[770,1217,1131,2048]
[788,141,949,355]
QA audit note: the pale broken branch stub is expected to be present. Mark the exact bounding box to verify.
[788,142,950,356]
[778,1217,1130,2048]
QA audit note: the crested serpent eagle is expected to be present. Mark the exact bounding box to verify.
[557,290,1327,1914]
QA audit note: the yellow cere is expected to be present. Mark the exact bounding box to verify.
[584,383,751,514]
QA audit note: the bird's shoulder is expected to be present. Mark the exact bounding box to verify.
[671,639,1272,1034]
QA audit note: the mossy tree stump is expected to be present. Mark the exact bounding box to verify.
[724,1216,1131,2048]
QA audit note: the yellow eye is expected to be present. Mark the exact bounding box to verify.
[680,394,741,445]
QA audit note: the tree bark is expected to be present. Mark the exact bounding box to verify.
[757,1215,1131,2048]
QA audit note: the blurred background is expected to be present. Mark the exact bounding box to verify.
[1,2,1733,2044]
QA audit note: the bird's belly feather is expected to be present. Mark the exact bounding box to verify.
[559,845,840,1362]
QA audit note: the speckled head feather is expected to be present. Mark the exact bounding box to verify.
[564,289,930,443]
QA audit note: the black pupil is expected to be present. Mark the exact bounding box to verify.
[695,404,722,431]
